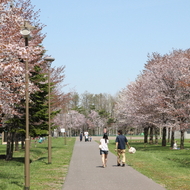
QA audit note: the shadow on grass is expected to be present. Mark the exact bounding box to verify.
[10,181,23,189]
[0,155,24,164]
[34,145,64,149]
[0,155,49,167]
[0,156,33,165]
[30,148,46,154]
[0,154,5,159]
[12,157,25,163]
[33,156,48,164]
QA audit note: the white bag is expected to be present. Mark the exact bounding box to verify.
[129,147,136,154]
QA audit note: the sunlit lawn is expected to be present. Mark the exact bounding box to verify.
[1,136,190,190]
[0,137,75,190]
[108,138,190,190]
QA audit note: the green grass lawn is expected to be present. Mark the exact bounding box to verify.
[108,139,190,190]
[1,137,190,190]
[0,137,75,190]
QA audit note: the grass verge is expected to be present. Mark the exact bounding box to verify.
[108,139,190,190]
[0,137,75,190]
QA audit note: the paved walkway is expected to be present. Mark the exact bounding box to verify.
[62,137,166,190]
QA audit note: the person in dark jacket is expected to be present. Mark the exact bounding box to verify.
[79,132,83,142]
[115,130,130,167]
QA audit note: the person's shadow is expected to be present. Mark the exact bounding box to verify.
[112,164,119,167]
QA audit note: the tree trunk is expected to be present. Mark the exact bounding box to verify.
[6,132,14,161]
[144,127,149,144]
[155,127,159,144]
[15,133,19,151]
[170,130,175,148]
[11,132,14,156]
[167,127,171,143]
[180,130,184,149]
[162,127,167,146]
[6,132,11,160]
[149,126,153,144]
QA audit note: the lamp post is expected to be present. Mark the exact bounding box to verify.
[44,56,55,164]
[20,21,35,190]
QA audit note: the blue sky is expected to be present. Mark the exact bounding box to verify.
[31,0,190,95]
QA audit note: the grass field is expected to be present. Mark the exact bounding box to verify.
[108,139,190,190]
[0,137,75,190]
[0,137,190,190]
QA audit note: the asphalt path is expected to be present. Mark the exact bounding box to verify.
[62,137,166,190]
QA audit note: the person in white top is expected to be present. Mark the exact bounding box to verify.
[84,131,89,142]
[99,133,109,168]
[173,141,177,149]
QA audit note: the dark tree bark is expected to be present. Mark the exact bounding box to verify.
[144,127,149,144]
[162,127,167,146]
[170,130,175,148]
[149,126,153,144]
[15,133,19,151]
[155,127,159,144]
[6,132,11,160]
[11,132,14,156]
[180,130,184,149]
[6,131,14,161]
[167,127,171,143]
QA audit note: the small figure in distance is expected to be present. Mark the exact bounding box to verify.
[173,141,177,149]
[84,131,89,142]
[79,132,83,142]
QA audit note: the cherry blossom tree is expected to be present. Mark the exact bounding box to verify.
[87,110,105,135]
[54,110,86,136]
[0,0,46,160]
[145,50,190,148]
[0,0,45,115]
[115,49,190,149]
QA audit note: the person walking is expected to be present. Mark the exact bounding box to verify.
[79,132,83,142]
[115,130,130,167]
[84,131,89,142]
[99,133,109,168]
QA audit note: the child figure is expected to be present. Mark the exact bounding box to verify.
[173,141,177,149]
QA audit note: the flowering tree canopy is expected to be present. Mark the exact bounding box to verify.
[115,49,190,147]
[0,0,45,115]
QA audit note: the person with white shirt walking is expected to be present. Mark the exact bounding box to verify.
[99,133,109,168]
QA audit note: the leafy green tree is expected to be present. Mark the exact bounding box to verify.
[5,64,58,159]
[29,65,49,137]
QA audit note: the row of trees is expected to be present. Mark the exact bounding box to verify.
[115,49,190,149]
[57,49,190,150]
[51,54,190,149]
